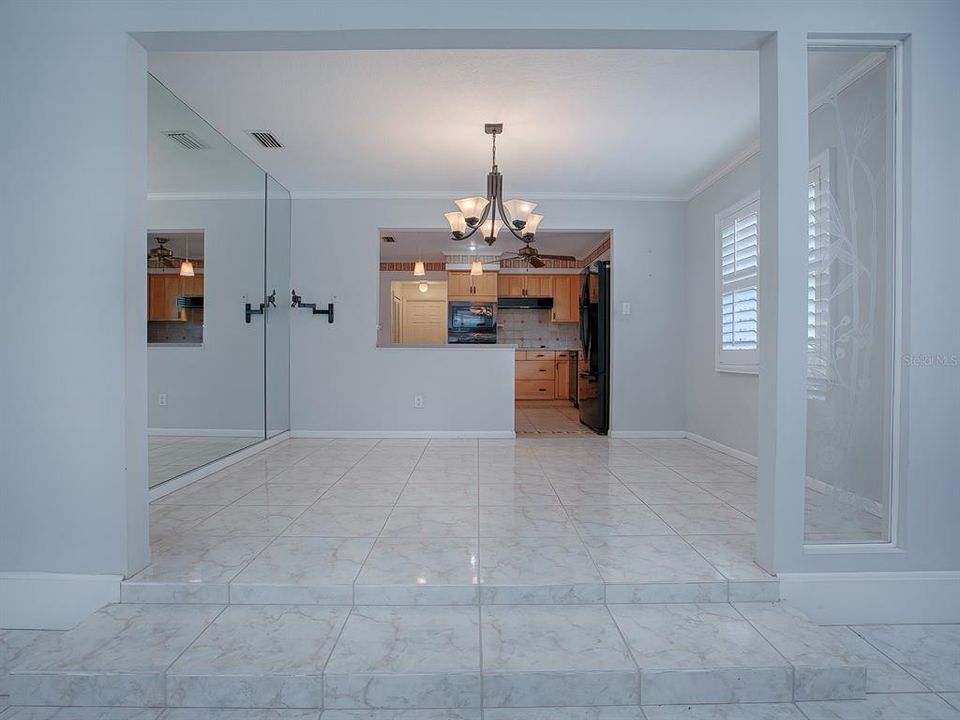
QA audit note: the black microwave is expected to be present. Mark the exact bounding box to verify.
[448,301,496,332]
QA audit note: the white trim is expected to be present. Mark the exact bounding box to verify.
[684,432,757,465]
[779,571,960,624]
[291,189,686,202]
[148,427,263,437]
[148,191,265,201]
[291,430,516,439]
[608,430,686,439]
[0,572,121,630]
[807,49,887,114]
[683,140,761,201]
[148,431,290,501]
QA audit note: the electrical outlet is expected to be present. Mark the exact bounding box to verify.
[414,395,424,409]
[621,302,632,315]
[158,393,167,406]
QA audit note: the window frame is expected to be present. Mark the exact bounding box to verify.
[715,192,761,373]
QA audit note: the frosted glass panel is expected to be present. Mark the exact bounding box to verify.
[804,46,897,544]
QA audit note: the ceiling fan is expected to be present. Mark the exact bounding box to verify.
[494,240,576,269]
[147,237,185,267]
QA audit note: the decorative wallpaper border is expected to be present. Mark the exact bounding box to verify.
[379,236,609,272]
[379,261,446,272]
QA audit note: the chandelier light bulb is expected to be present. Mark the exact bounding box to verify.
[418,282,429,293]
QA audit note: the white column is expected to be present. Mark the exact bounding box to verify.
[755,30,809,573]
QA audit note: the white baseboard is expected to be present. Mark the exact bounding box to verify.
[148,428,263,438]
[0,572,121,630]
[608,430,686,439]
[684,432,758,465]
[291,430,516,439]
[780,571,960,624]
[149,431,290,501]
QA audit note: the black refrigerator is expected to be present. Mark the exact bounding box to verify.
[578,260,610,434]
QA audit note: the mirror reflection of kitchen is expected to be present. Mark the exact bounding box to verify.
[147,230,204,345]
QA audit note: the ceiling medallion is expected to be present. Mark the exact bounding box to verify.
[444,123,543,247]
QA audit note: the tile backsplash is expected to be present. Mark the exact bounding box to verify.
[497,308,581,349]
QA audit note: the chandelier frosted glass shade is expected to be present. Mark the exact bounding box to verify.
[455,196,489,224]
[503,199,537,228]
[478,215,503,241]
[522,213,544,237]
[445,211,468,239]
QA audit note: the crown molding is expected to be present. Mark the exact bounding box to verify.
[289,189,686,202]
[681,140,761,201]
[148,191,266,201]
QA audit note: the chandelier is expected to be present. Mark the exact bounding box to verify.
[443,123,543,246]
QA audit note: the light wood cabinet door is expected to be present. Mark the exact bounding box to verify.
[527,275,553,297]
[550,275,578,323]
[447,271,472,299]
[499,275,525,297]
[515,379,555,400]
[555,359,571,399]
[148,274,181,320]
[473,272,498,300]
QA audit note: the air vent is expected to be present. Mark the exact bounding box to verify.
[381,236,395,243]
[163,131,208,150]
[248,130,283,149]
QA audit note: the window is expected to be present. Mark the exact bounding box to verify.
[807,151,832,385]
[716,194,759,371]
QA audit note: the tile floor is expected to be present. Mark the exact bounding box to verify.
[130,437,775,604]
[515,403,593,434]
[148,435,261,488]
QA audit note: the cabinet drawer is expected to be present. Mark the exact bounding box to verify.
[516,360,556,380]
[515,379,556,399]
[524,350,555,361]
[556,351,572,360]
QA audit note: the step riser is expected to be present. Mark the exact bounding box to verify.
[12,666,862,709]
[121,580,780,606]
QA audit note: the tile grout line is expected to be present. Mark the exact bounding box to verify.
[602,602,644,707]
[846,625,937,693]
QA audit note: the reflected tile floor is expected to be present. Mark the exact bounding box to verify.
[149,435,260,489]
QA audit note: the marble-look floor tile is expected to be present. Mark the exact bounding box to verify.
[168,605,349,708]
[229,537,373,604]
[319,483,404,506]
[479,505,577,537]
[480,536,604,604]
[0,710,164,720]
[610,603,791,705]
[566,504,676,536]
[643,704,804,719]
[128,535,271,585]
[943,694,960,711]
[672,466,755,485]
[408,468,479,484]
[481,605,638,707]
[380,506,479,538]
[192,505,307,537]
[682,534,773,581]
[156,477,263,506]
[10,604,221,707]
[148,504,222,542]
[479,482,560,506]
[626,483,725,505]
[735,602,865,700]
[320,711,479,719]
[852,624,960,691]
[551,482,644,506]
[484,709,645,720]
[825,626,928,693]
[162,711,319,720]
[797,693,960,719]
[607,467,684,484]
[582,535,724,589]
[396,483,478,506]
[284,504,392,537]
[324,606,481,709]
[354,538,480,605]
[0,629,60,696]
[648,504,755,535]
[233,483,334,506]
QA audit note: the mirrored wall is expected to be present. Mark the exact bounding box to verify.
[147,74,290,488]
[804,45,899,544]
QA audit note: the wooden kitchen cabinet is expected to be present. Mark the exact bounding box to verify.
[526,275,553,297]
[555,351,572,400]
[448,271,497,301]
[498,273,552,298]
[515,379,555,399]
[148,273,204,321]
[550,275,580,323]
[516,359,555,381]
[498,274,526,298]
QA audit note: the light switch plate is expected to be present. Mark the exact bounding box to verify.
[621,302,632,315]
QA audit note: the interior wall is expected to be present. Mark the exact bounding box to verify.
[291,197,687,435]
[685,153,762,456]
[147,197,266,434]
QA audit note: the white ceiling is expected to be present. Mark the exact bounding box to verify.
[379,229,609,262]
[148,49,761,199]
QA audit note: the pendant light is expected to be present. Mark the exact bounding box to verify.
[413,244,426,277]
[470,259,483,276]
[179,235,195,277]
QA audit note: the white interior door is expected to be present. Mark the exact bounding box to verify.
[401,300,447,345]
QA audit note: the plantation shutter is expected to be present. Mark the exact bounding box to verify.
[718,197,759,369]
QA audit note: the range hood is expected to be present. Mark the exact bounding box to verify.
[498,296,554,310]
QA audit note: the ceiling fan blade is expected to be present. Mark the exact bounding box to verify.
[529,256,546,269]
[536,254,577,262]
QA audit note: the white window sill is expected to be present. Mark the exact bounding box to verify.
[715,364,759,375]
